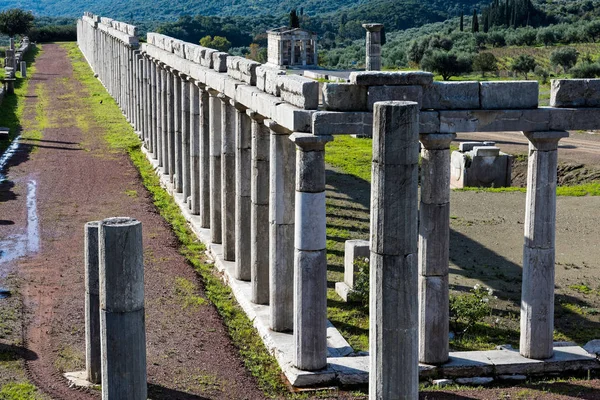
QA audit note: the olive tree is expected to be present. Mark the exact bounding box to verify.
[0,8,34,38]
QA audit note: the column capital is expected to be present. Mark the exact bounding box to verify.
[177,71,188,80]
[363,23,384,32]
[217,93,228,102]
[419,133,456,150]
[266,119,291,135]
[523,130,569,151]
[206,88,219,97]
[246,109,265,123]
[290,132,333,151]
[230,99,248,112]
[193,80,206,89]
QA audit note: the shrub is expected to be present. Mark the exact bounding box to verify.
[534,66,549,84]
[473,52,498,77]
[350,257,369,305]
[29,25,76,42]
[449,284,495,338]
[571,62,600,78]
[511,54,537,79]
[550,47,579,73]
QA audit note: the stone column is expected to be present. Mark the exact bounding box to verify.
[363,23,384,71]
[233,102,251,281]
[520,130,568,360]
[155,62,163,165]
[220,95,236,261]
[290,133,333,371]
[249,112,270,304]
[99,217,146,400]
[166,68,176,179]
[208,90,222,244]
[173,71,183,191]
[85,221,101,385]
[181,75,191,201]
[150,59,158,160]
[418,133,456,365]
[190,81,201,215]
[268,121,295,329]
[161,64,169,170]
[301,40,307,66]
[20,61,26,78]
[370,101,419,400]
[199,85,211,228]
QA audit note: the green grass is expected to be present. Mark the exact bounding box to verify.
[61,41,300,399]
[0,382,41,400]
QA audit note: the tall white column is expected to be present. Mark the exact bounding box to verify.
[520,130,568,360]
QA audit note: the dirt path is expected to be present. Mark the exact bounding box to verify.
[0,43,267,399]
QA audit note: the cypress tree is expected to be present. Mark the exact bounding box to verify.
[460,12,464,31]
[289,8,300,28]
[472,9,479,33]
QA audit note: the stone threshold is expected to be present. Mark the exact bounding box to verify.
[140,146,600,388]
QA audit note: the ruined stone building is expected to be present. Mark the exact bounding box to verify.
[266,27,318,68]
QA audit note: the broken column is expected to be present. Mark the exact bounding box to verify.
[291,133,333,371]
[99,217,146,400]
[220,94,236,261]
[249,111,270,305]
[233,101,251,281]
[363,23,383,71]
[208,89,222,244]
[85,221,101,384]
[418,133,455,365]
[20,61,26,78]
[370,101,419,399]
[520,130,568,360]
[335,239,370,302]
[268,121,295,330]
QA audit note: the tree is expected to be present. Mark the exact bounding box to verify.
[511,54,536,79]
[421,50,472,81]
[472,52,498,77]
[289,9,300,28]
[199,35,231,52]
[550,47,579,73]
[0,8,34,38]
[472,9,479,33]
[460,12,464,32]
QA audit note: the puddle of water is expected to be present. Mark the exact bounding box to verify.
[0,179,39,267]
[0,135,21,182]
[26,180,39,252]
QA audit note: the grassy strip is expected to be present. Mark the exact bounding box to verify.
[0,46,41,155]
[60,42,298,398]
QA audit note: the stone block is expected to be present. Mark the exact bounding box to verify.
[226,56,260,86]
[432,379,454,387]
[473,146,500,157]
[256,66,285,96]
[274,103,313,133]
[343,240,369,288]
[350,71,433,86]
[172,39,185,57]
[367,85,422,111]
[419,111,440,134]
[322,83,367,111]
[212,52,228,72]
[459,141,483,152]
[440,109,551,133]
[550,79,587,107]
[550,79,600,107]
[277,75,319,110]
[450,150,512,189]
[584,339,600,356]
[480,81,539,109]
[422,81,480,110]
[455,377,494,386]
[312,111,373,137]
